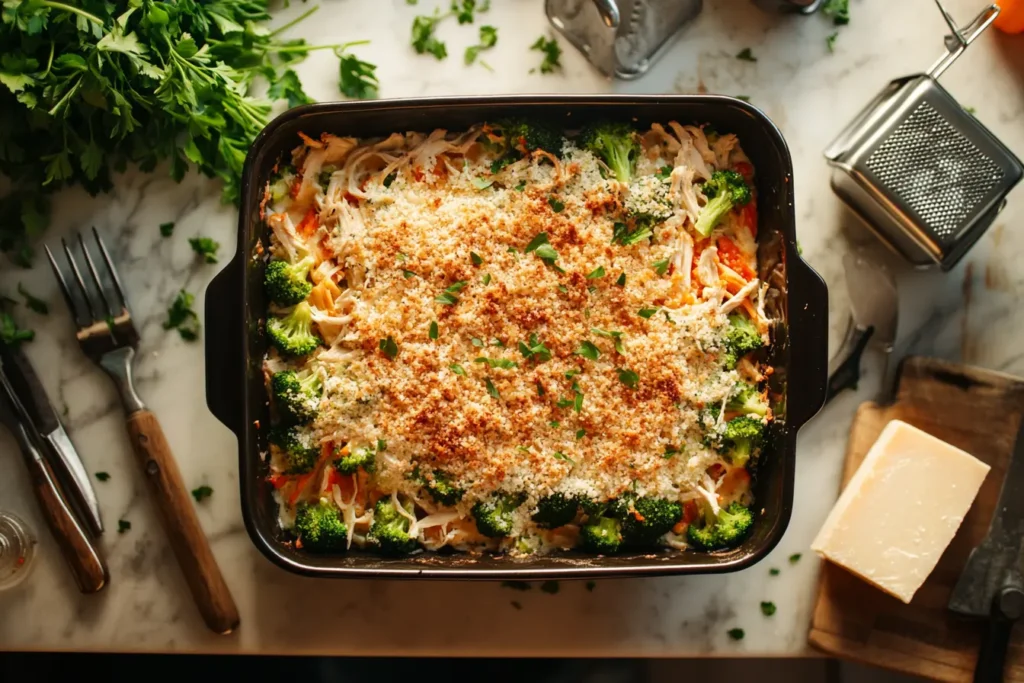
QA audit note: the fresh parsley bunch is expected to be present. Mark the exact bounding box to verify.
[0,0,376,267]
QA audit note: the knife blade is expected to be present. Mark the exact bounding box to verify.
[0,344,103,536]
[949,415,1024,683]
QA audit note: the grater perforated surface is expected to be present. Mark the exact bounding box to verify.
[866,100,1004,246]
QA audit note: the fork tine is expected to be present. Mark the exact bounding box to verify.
[45,245,91,329]
[92,227,130,315]
[77,232,115,319]
[61,238,97,322]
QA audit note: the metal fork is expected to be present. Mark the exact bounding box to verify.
[46,228,239,635]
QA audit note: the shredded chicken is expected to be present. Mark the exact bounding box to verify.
[720,278,761,314]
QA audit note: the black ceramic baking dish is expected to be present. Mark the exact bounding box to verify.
[205,95,828,579]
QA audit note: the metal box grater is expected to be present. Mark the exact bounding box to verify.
[825,2,1023,271]
[545,0,702,79]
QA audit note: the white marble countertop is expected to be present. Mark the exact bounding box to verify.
[1,0,1023,656]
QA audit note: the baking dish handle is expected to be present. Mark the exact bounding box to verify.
[205,255,244,434]
[786,254,829,428]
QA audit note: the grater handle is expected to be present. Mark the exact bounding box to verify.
[927,2,1000,79]
[591,0,620,28]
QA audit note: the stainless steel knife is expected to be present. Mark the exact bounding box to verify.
[949,416,1024,683]
[0,345,103,536]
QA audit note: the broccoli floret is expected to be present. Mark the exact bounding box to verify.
[578,122,640,183]
[694,170,752,237]
[264,256,314,307]
[368,497,418,555]
[472,492,525,538]
[294,499,348,552]
[721,415,766,467]
[532,493,579,528]
[271,370,323,424]
[499,118,564,157]
[269,425,319,474]
[267,302,322,357]
[579,515,623,554]
[268,165,296,203]
[334,445,377,475]
[721,314,764,369]
[686,502,753,551]
[612,494,683,545]
[424,470,463,506]
[624,175,673,225]
[727,382,769,418]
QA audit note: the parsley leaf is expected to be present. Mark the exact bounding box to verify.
[474,357,519,370]
[118,519,131,534]
[17,283,48,315]
[482,273,492,285]
[191,485,213,502]
[547,196,565,212]
[338,49,379,99]
[727,628,745,641]
[189,237,220,264]
[94,472,110,482]
[465,25,498,66]
[638,307,659,319]
[575,429,586,440]
[617,368,639,389]
[268,68,314,108]
[163,290,200,341]
[485,377,500,399]
[575,340,600,361]
[471,251,483,266]
[736,48,757,62]
[379,335,399,359]
[822,0,850,25]
[789,553,802,564]
[518,334,552,363]
[435,280,468,305]
[769,568,780,576]
[760,601,776,617]
[524,232,559,265]
[591,328,624,354]
[429,321,439,339]
[549,421,560,428]
[586,266,605,279]
[530,35,562,74]
[652,258,670,276]
[0,311,34,347]
[656,165,673,180]
[403,269,417,278]
[553,452,575,465]
[663,446,679,459]
[450,363,467,376]
[159,222,175,238]
[616,273,626,287]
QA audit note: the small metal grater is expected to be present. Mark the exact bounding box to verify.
[825,1,1023,271]
[545,0,702,79]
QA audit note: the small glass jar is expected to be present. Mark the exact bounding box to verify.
[0,511,37,590]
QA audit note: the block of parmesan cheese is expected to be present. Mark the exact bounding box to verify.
[811,419,990,603]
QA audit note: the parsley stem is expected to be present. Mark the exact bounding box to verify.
[41,1,103,25]
[269,5,320,37]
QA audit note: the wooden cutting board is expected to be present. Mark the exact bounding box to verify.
[808,356,1024,682]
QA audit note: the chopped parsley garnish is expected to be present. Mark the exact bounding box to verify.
[435,280,468,305]
[191,485,213,503]
[396,252,408,261]
[530,35,562,74]
[663,446,679,459]
[760,601,776,617]
[163,290,200,341]
[429,321,439,339]
[547,196,565,212]
[189,237,220,264]
[549,421,560,428]
[471,337,485,347]
[617,368,639,389]
[652,258,670,276]
[591,327,624,354]
[557,284,568,293]
[769,568,780,576]
[552,452,575,465]
[482,273,492,285]
[536,381,545,396]
[575,429,586,440]
[565,369,580,379]
[411,12,449,59]
[159,222,175,238]
[379,335,399,359]
[655,165,673,180]
[736,47,757,62]
[616,273,626,287]
[575,340,600,361]
[465,25,498,66]
[403,269,417,279]
[822,0,850,25]
[450,363,467,376]
[789,553,802,564]
[377,439,388,452]
[485,378,500,399]
[117,519,131,534]
[519,334,552,363]
[663,310,675,324]
[514,180,527,191]
[586,266,605,279]
[637,307,659,319]
[556,387,583,413]
[524,232,559,265]
[94,472,111,482]
[471,177,494,190]
[471,251,484,266]
[727,628,745,641]
[491,338,505,348]
[474,357,519,370]
[17,283,47,315]
[337,49,379,100]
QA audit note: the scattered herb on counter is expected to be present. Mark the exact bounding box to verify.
[95,472,111,482]
[413,0,490,60]
[164,290,200,342]
[617,368,640,389]
[0,2,357,268]
[407,0,418,4]
[736,48,757,62]
[585,581,596,592]
[826,31,839,52]
[17,283,48,315]
[540,580,560,594]
[761,601,777,616]
[501,580,532,591]
[379,335,399,360]
[530,35,562,74]
[789,553,802,564]
[338,44,380,99]
[964,105,977,115]
[191,485,213,502]
[1,311,35,347]
[465,25,498,66]
[160,222,176,238]
[769,567,780,576]
[735,95,752,102]
[822,0,850,25]
[189,237,220,264]
[429,321,439,339]
[118,519,131,534]
[267,68,314,109]
[727,628,745,641]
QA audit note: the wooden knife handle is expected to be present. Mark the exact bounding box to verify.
[126,410,240,634]
[28,455,108,593]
